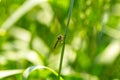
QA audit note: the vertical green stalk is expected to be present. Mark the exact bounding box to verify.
[58,0,74,80]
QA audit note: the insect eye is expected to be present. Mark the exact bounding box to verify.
[57,35,63,40]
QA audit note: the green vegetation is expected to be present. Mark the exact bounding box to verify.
[0,0,120,80]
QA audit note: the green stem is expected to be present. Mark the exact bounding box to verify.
[58,0,74,80]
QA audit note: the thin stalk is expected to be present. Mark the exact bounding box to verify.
[57,0,74,80]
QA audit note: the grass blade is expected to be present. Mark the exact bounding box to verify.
[58,0,74,80]
[0,69,23,79]
[22,65,63,80]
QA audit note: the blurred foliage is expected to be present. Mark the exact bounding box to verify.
[0,0,120,80]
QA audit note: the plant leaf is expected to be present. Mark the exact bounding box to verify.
[0,69,23,79]
[22,65,64,80]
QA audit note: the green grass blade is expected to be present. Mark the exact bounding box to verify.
[0,69,23,79]
[58,0,74,80]
[22,65,64,80]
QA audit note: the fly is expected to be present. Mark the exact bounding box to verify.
[54,35,63,49]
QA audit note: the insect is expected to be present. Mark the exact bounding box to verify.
[54,35,63,49]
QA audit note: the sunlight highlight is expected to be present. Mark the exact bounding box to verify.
[96,40,120,64]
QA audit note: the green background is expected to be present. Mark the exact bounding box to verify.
[0,0,120,80]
